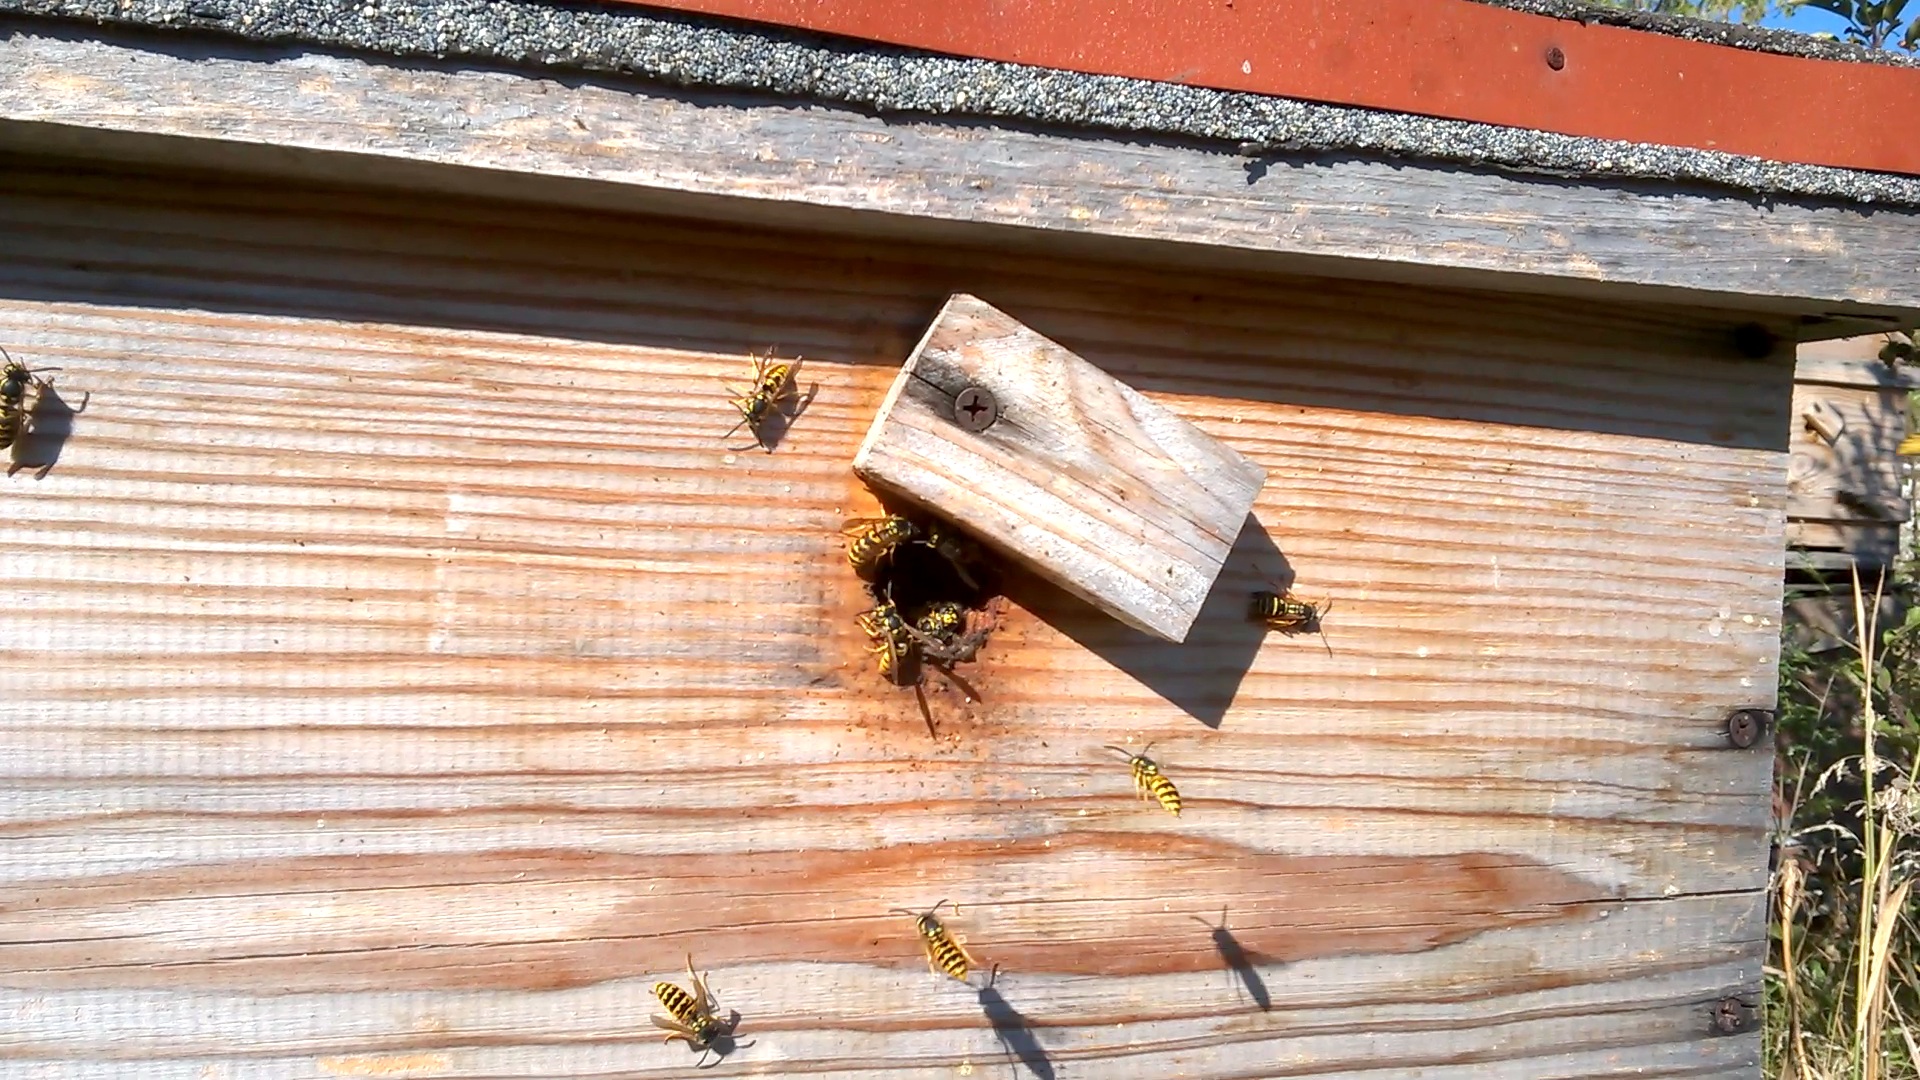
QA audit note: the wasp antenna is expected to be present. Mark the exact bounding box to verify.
[887,907,919,918]
[1101,744,1136,761]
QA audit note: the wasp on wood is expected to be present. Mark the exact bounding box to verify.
[1248,569,1331,654]
[905,600,992,668]
[651,953,748,1068]
[723,350,804,452]
[1104,743,1182,816]
[0,347,57,452]
[892,898,979,983]
[856,598,920,686]
[842,514,921,581]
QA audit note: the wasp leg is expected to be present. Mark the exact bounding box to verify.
[954,933,980,971]
[686,955,719,1015]
[652,1014,702,1046]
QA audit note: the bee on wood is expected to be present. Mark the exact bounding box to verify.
[842,514,922,580]
[1104,744,1182,816]
[0,348,56,451]
[651,953,744,1068]
[856,599,919,686]
[723,350,803,451]
[891,898,978,983]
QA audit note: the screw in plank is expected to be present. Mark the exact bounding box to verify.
[954,386,999,432]
[1545,46,1566,70]
[1724,709,1772,749]
[1709,997,1756,1035]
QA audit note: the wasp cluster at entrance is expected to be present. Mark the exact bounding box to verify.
[842,509,996,692]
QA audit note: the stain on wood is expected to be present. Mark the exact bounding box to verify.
[0,835,1604,992]
[0,158,1776,1076]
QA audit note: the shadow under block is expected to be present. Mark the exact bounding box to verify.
[853,293,1268,643]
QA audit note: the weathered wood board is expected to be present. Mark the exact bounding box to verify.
[1787,335,1916,571]
[1,26,1918,326]
[854,294,1266,643]
[0,158,1782,1078]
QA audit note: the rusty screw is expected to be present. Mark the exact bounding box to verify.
[1725,709,1772,749]
[954,386,999,432]
[1710,997,1756,1035]
[1545,46,1566,70]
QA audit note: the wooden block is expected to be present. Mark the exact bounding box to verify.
[852,293,1266,642]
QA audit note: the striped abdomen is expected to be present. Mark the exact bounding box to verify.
[654,982,720,1045]
[917,916,971,981]
[1131,758,1182,816]
[1,366,29,450]
[914,601,967,642]
[857,603,917,684]
[1249,590,1314,630]
[847,516,918,577]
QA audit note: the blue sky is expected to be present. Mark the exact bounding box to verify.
[1757,5,1858,35]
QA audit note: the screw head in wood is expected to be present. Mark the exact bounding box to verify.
[1545,46,1566,70]
[1709,996,1756,1035]
[1724,709,1771,749]
[954,386,999,431]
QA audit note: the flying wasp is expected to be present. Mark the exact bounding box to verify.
[651,953,746,1068]
[856,599,919,686]
[723,350,803,452]
[842,514,922,581]
[1104,743,1182,816]
[891,898,978,983]
[0,348,57,451]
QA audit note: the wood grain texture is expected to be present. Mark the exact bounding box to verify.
[0,25,1916,326]
[854,294,1265,643]
[0,157,1783,1078]
[1786,335,1914,568]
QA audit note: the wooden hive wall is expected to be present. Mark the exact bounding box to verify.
[1787,334,1915,573]
[0,158,1784,1078]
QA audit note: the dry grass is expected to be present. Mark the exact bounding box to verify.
[1769,567,1920,1079]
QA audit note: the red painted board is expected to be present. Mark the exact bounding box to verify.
[617,0,1920,178]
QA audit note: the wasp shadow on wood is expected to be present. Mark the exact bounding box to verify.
[1194,905,1271,1012]
[976,968,1055,1080]
[9,381,88,479]
[1003,512,1284,729]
